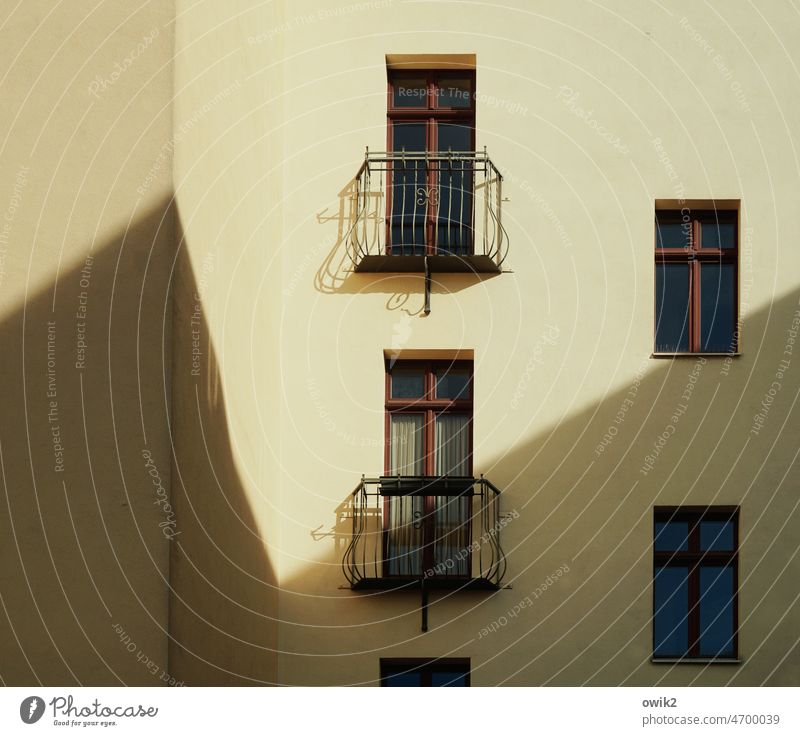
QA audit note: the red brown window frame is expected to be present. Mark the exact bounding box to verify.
[383,359,474,578]
[386,70,476,255]
[380,657,471,686]
[654,208,739,354]
[653,506,739,660]
[384,359,474,475]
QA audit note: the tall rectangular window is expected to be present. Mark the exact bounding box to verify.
[653,507,739,660]
[655,208,738,354]
[384,360,473,578]
[387,71,476,256]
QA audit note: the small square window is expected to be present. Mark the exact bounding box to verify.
[435,368,470,400]
[392,75,428,108]
[390,369,425,399]
[654,520,689,552]
[435,75,472,108]
[656,214,691,249]
[700,519,735,551]
[701,216,736,249]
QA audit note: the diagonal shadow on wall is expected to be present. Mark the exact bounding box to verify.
[305,284,800,686]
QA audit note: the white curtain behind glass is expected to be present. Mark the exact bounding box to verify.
[387,415,424,575]
[434,414,471,576]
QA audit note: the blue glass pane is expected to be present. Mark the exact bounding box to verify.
[391,370,424,399]
[437,123,471,153]
[700,520,735,552]
[655,263,690,352]
[391,122,428,254]
[700,264,735,352]
[701,219,736,249]
[699,566,735,657]
[656,217,691,249]
[436,77,472,108]
[435,370,469,400]
[654,521,689,551]
[654,566,689,656]
[384,670,423,686]
[431,671,468,686]
[392,122,426,153]
[393,76,427,107]
[435,124,473,254]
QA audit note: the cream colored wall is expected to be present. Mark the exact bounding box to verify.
[0,2,174,684]
[172,0,800,685]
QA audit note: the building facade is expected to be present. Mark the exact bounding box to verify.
[1,0,799,686]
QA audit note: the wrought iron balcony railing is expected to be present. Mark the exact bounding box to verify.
[342,475,507,593]
[347,149,508,274]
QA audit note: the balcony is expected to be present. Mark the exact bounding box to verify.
[347,149,508,274]
[342,475,507,595]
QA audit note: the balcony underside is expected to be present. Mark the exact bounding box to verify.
[355,254,501,274]
[351,576,500,592]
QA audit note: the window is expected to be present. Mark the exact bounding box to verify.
[380,658,470,686]
[653,507,739,660]
[654,208,738,354]
[387,71,476,256]
[384,360,473,577]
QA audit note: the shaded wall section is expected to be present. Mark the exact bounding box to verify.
[0,208,175,685]
[168,240,279,685]
[0,0,175,684]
